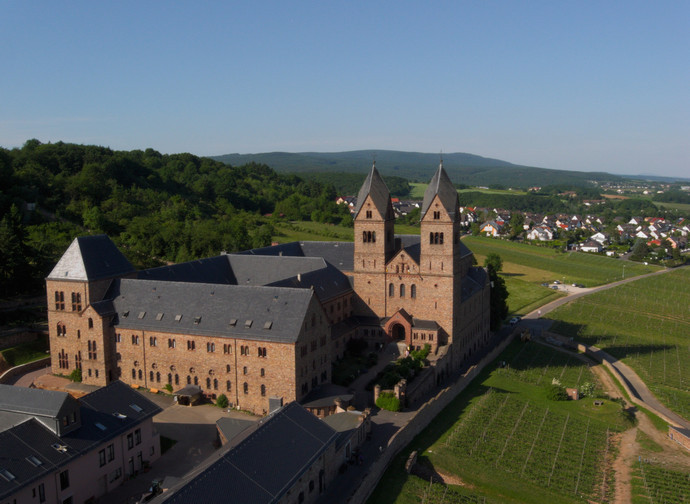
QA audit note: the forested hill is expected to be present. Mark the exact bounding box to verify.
[212,150,625,187]
[0,140,352,296]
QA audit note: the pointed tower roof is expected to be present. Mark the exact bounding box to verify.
[353,162,392,219]
[421,161,459,220]
[47,235,135,281]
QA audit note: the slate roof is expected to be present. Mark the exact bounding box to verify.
[139,255,236,284]
[461,267,488,302]
[299,241,354,272]
[156,402,338,504]
[0,381,161,501]
[421,163,459,220]
[47,234,135,281]
[353,163,393,219]
[109,279,314,343]
[0,385,72,419]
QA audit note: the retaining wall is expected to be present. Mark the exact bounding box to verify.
[0,357,51,385]
[0,328,44,351]
[348,333,516,503]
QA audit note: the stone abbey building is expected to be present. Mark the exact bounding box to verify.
[46,164,490,415]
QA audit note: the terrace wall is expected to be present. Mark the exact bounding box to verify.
[347,332,516,503]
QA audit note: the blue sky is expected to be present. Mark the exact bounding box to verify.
[1,1,688,177]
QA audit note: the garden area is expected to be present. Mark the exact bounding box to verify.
[332,339,379,387]
[368,340,631,504]
[546,267,690,419]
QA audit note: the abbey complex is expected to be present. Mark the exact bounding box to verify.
[46,164,491,415]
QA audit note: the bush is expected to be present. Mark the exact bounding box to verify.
[216,394,229,409]
[579,381,595,398]
[69,368,82,383]
[546,384,569,401]
[376,392,401,412]
[164,383,173,393]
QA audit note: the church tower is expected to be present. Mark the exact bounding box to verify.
[352,163,395,317]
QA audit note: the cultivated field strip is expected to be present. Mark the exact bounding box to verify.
[443,390,611,500]
[548,267,690,418]
[632,460,690,503]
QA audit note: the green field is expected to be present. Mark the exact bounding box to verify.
[463,236,660,286]
[369,341,629,504]
[0,336,49,367]
[409,182,527,199]
[631,460,690,503]
[546,267,690,418]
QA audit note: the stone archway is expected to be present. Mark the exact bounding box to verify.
[391,323,406,341]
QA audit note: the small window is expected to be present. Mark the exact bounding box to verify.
[245,320,253,328]
[263,321,272,330]
[88,318,93,329]
[194,316,201,325]
[174,314,183,322]
[229,318,238,327]
[138,311,146,319]
[156,313,164,321]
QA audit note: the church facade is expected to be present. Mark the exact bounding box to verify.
[46,164,490,415]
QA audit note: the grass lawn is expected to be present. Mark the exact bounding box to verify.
[463,236,660,286]
[369,340,629,504]
[504,276,564,315]
[0,336,49,367]
[546,267,690,419]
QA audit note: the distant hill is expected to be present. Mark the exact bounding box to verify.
[211,150,624,188]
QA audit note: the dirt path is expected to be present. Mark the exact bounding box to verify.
[589,363,690,503]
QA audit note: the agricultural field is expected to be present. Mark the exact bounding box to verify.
[631,460,690,503]
[369,341,630,504]
[463,236,660,286]
[546,267,690,419]
[409,183,526,199]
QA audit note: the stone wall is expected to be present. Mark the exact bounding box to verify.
[347,332,516,503]
[0,357,51,384]
[0,328,44,351]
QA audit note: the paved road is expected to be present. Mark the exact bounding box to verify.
[520,265,690,430]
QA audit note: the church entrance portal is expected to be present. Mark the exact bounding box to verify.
[391,323,405,341]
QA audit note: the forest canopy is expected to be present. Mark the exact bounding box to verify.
[0,140,351,296]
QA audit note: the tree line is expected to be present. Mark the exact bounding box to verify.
[0,140,351,296]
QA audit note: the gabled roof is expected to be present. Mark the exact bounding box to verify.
[421,162,459,220]
[0,385,72,419]
[109,279,315,343]
[156,402,337,504]
[47,234,135,282]
[353,163,393,219]
[0,382,161,501]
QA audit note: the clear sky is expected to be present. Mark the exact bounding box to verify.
[1,1,688,177]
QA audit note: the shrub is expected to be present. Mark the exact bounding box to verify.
[579,381,595,398]
[546,384,569,401]
[376,392,401,412]
[216,394,229,409]
[164,383,173,393]
[69,368,82,383]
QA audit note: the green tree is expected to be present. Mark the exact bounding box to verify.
[484,253,503,273]
[509,212,525,239]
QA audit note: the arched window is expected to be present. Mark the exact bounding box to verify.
[261,384,266,397]
[175,374,179,385]
[138,369,143,380]
[206,377,211,389]
[400,284,405,297]
[194,376,199,386]
[226,380,231,391]
[411,284,417,298]
[362,231,367,242]
[213,378,218,390]
[187,375,191,385]
[429,232,434,244]
[132,369,136,379]
[389,283,394,297]
[149,371,154,382]
[156,372,161,382]
[243,382,249,395]
[167,373,172,384]
[372,231,376,243]
[440,232,444,244]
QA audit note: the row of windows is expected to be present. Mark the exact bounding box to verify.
[54,291,83,311]
[388,283,417,298]
[412,332,435,341]
[119,335,268,358]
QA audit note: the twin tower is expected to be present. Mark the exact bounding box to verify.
[351,162,490,368]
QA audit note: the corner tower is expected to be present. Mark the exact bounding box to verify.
[352,163,395,317]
